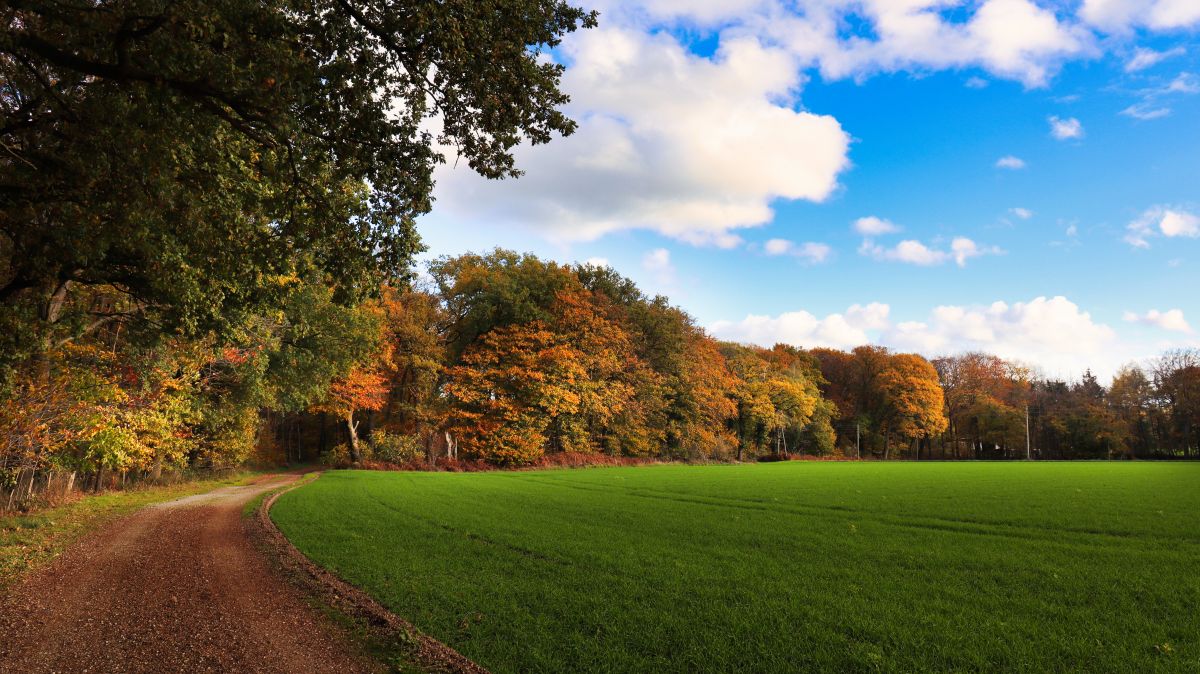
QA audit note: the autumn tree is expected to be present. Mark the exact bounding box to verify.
[877,354,948,459]
[443,322,585,464]
[1109,365,1153,456]
[378,287,446,441]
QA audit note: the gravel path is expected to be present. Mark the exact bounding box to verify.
[0,474,381,673]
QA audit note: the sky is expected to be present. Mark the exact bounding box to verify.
[416,0,1200,382]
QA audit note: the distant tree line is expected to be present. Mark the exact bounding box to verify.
[4,242,1198,504]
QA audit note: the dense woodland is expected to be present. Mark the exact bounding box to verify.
[2,2,1198,505]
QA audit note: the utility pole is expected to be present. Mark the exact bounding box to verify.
[856,423,861,460]
[1025,403,1031,460]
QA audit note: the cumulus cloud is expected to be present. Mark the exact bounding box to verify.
[996,155,1027,169]
[430,26,850,247]
[426,1,1193,250]
[887,297,1118,375]
[710,302,890,350]
[763,238,832,263]
[583,257,611,268]
[859,236,1002,267]
[1126,206,1200,247]
[853,216,901,236]
[1080,0,1200,32]
[1010,207,1034,219]
[1049,115,1084,139]
[753,0,1093,88]
[1125,46,1186,72]
[710,296,1136,378]
[1123,309,1193,333]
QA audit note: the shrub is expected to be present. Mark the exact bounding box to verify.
[320,443,358,468]
[369,431,423,465]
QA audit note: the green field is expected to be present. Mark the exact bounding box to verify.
[271,463,1200,673]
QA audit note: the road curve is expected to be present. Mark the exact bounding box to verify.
[0,474,380,673]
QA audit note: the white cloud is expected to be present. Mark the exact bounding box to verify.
[1125,46,1186,72]
[1081,0,1200,31]
[1161,210,1200,237]
[710,302,889,350]
[1121,103,1172,120]
[860,236,1002,267]
[860,239,946,266]
[1049,115,1084,139]
[1123,309,1193,333]
[643,248,672,271]
[1166,72,1200,94]
[1066,224,1079,237]
[966,76,990,88]
[640,247,676,287]
[764,238,792,255]
[430,27,850,247]
[1010,207,1034,219]
[1126,206,1200,247]
[853,216,901,236]
[764,238,832,263]
[950,237,1001,267]
[710,296,1139,379]
[758,0,1092,88]
[1121,72,1200,120]
[887,297,1119,376]
[996,155,1027,169]
[583,256,611,268]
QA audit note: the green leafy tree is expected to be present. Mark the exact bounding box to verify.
[0,0,595,377]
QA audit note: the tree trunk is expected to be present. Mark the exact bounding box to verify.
[318,412,329,456]
[34,279,73,383]
[345,411,361,463]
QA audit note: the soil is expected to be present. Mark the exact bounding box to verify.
[0,474,382,673]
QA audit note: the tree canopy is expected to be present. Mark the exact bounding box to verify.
[0,0,596,375]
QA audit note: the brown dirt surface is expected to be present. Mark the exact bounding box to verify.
[0,473,383,674]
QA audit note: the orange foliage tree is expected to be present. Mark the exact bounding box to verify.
[442,322,586,464]
[877,353,949,458]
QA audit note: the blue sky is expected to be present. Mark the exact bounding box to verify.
[417,0,1200,380]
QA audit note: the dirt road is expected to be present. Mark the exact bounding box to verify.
[0,474,381,673]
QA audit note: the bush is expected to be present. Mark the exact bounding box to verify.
[368,431,423,465]
[320,443,357,468]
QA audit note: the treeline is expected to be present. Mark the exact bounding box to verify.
[816,348,1200,460]
[4,246,1200,504]
[319,251,1200,465]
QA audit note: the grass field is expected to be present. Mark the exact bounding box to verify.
[271,463,1200,673]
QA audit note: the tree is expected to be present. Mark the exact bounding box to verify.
[443,322,586,464]
[1109,364,1153,457]
[0,0,596,377]
[377,286,445,442]
[877,354,948,459]
[1152,349,1200,458]
[317,367,391,463]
